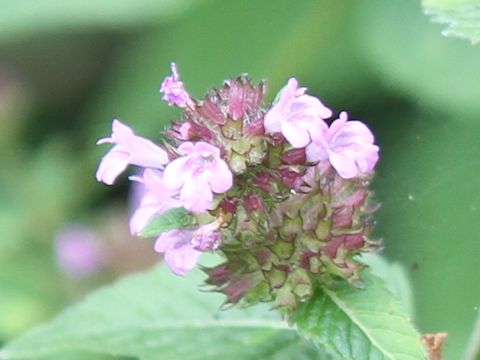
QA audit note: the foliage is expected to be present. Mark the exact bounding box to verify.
[1,257,425,359]
[423,0,480,44]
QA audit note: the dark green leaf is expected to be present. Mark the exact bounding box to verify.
[293,272,427,360]
[0,262,319,359]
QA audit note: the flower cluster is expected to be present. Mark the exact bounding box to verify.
[96,63,380,309]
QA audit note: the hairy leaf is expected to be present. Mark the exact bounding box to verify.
[423,0,480,44]
[293,272,427,360]
[0,263,319,360]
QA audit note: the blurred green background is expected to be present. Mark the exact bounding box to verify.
[1,0,479,359]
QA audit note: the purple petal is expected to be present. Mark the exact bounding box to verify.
[111,119,135,140]
[164,242,201,276]
[96,147,130,185]
[181,175,213,213]
[177,141,195,155]
[97,119,169,179]
[329,151,359,179]
[163,157,189,190]
[155,229,199,276]
[192,222,222,251]
[335,121,375,145]
[264,108,282,133]
[129,193,166,235]
[208,159,233,193]
[154,229,181,253]
[356,145,379,173]
[281,121,311,148]
[306,140,329,163]
[193,141,221,158]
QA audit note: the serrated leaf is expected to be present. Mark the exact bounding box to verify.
[138,207,193,238]
[423,0,480,44]
[0,262,320,360]
[293,272,427,360]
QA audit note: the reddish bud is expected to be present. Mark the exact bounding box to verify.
[204,263,230,286]
[244,119,265,136]
[278,168,302,188]
[244,193,265,214]
[227,79,247,120]
[198,96,226,125]
[269,133,286,146]
[332,207,354,229]
[254,172,271,193]
[220,199,237,214]
[281,148,306,165]
[223,278,253,304]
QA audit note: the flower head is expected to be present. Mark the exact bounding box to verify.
[306,111,379,179]
[96,119,169,185]
[97,65,382,308]
[160,63,191,107]
[163,142,233,213]
[264,78,332,148]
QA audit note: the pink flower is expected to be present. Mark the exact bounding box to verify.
[160,63,191,107]
[191,221,222,251]
[96,119,169,185]
[306,112,379,179]
[54,226,103,278]
[264,78,332,148]
[129,169,181,235]
[163,142,233,213]
[154,229,200,275]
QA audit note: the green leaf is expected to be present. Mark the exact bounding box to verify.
[0,262,319,359]
[423,0,480,44]
[138,208,193,238]
[293,272,428,360]
[0,0,203,45]
[361,254,415,318]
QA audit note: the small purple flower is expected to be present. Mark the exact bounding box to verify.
[160,63,191,108]
[96,119,169,185]
[306,111,379,179]
[191,222,222,251]
[264,78,332,148]
[154,229,200,275]
[54,226,103,278]
[129,169,181,235]
[163,142,233,213]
